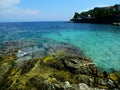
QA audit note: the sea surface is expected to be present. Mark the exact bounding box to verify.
[0,21,120,72]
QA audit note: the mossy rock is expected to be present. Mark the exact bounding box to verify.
[0,47,120,90]
[0,49,18,65]
[109,73,118,81]
[43,55,56,63]
[47,77,57,83]
[50,70,78,84]
[0,56,4,62]
[5,54,17,61]
[98,85,108,89]
[0,79,14,90]
[20,58,39,75]
[26,76,55,90]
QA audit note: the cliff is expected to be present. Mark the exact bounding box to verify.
[71,4,120,24]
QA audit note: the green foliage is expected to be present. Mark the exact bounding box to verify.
[93,7,116,17]
[73,12,79,18]
[73,4,120,20]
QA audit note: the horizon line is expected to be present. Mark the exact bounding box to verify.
[0,21,68,23]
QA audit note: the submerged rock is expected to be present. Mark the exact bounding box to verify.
[43,55,98,76]
[20,58,39,75]
[64,81,72,89]
[78,83,90,90]
[0,42,120,90]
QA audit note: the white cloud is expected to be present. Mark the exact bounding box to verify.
[0,0,40,21]
[0,0,20,8]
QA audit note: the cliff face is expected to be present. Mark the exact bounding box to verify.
[71,4,120,24]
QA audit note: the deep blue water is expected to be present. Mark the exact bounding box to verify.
[0,21,120,72]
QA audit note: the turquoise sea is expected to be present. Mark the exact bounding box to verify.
[0,22,120,72]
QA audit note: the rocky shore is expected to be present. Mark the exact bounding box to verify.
[0,40,120,90]
[71,4,120,25]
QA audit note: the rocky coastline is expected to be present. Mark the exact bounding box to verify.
[0,40,120,90]
[71,4,120,25]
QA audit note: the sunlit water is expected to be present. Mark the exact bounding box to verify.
[0,22,120,72]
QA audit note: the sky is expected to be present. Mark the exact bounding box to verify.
[0,0,119,22]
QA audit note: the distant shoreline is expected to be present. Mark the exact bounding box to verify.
[71,4,120,25]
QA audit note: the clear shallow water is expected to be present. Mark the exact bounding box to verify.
[0,22,120,72]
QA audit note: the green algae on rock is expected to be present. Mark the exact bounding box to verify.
[0,42,120,90]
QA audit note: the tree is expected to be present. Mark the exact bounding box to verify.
[73,12,79,19]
